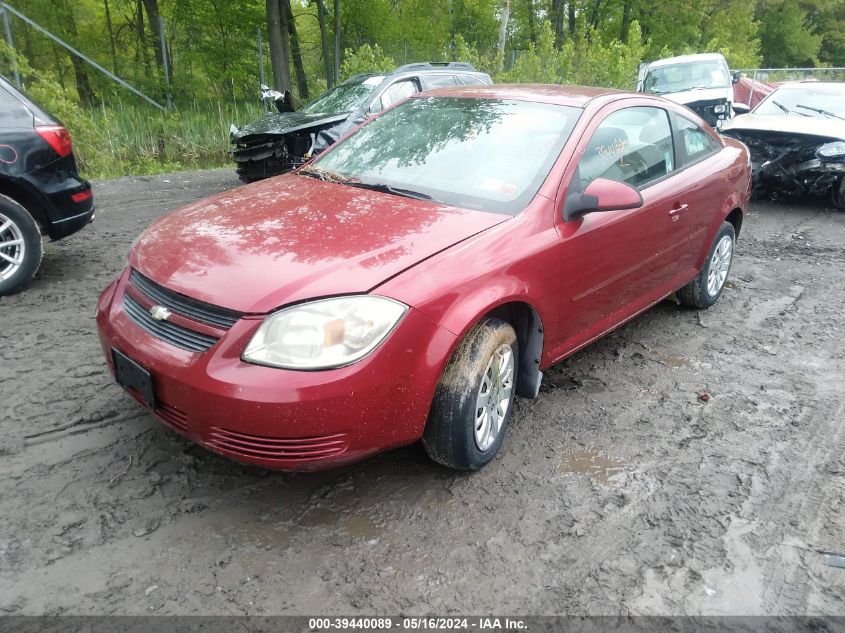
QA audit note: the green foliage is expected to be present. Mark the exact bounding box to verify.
[3,0,843,180]
[500,20,644,89]
[339,44,397,79]
[757,0,823,67]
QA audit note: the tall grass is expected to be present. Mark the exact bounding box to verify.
[71,100,266,179]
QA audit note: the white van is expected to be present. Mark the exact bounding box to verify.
[636,53,735,128]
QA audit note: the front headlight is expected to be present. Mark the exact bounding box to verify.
[817,141,845,159]
[242,295,408,369]
[713,103,727,114]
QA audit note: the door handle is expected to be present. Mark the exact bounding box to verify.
[669,204,688,221]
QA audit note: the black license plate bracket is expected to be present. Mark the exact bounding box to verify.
[111,348,156,409]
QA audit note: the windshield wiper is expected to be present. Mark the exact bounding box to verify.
[347,182,434,201]
[771,100,810,117]
[795,104,845,121]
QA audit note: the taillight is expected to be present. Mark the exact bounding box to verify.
[71,189,93,203]
[35,125,73,158]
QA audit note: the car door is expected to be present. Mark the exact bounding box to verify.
[551,103,693,356]
[671,112,728,269]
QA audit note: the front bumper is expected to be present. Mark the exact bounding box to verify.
[95,269,456,471]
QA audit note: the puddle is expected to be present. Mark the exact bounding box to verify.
[340,514,382,540]
[559,450,627,485]
[296,506,383,540]
[658,354,690,368]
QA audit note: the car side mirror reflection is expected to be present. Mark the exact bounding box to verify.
[563,178,643,221]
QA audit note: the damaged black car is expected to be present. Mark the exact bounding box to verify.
[230,62,492,182]
[721,81,845,208]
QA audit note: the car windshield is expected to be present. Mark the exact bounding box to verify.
[300,76,384,114]
[644,61,730,95]
[309,97,581,214]
[754,84,845,118]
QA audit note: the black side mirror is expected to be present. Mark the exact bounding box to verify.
[563,193,599,221]
[731,71,741,85]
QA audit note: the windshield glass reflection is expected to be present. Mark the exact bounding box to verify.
[311,97,581,214]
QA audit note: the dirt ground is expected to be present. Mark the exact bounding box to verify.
[1,168,843,616]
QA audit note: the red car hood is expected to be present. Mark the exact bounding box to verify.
[130,174,509,313]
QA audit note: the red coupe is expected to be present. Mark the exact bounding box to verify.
[97,85,751,471]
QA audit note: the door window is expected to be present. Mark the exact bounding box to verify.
[377,80,419,111]
[423,74,459,90]
[575,106,675,190]
[675,115,721,164]
[457,74,486,86]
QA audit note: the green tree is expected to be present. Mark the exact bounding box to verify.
[757,0,823,67]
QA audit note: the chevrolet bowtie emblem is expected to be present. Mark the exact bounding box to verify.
[149,305,172,321]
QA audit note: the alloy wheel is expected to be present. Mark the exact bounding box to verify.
[0,213,26,283]
[474,343,515,452]
[707,234,733,297]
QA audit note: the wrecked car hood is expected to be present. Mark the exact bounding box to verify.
[660,87,730,106]
[231,111,350,141]
[722,114,845,140]
[130,175,510,314]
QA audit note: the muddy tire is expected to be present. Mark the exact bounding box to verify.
[832,175,845,210]
[0,194,43,297]
[678,221,735,309]
[422,318,518,471]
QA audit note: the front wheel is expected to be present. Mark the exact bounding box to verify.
[832,175,845,210]
[678,221,735,309]
[0,195,43,296]
[423,318,518,471]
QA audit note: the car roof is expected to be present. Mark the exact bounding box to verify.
[345,62,490,85]
[647,53,727,68]
[412,83,629,108]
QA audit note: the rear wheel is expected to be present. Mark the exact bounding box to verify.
[678,221,735,309]
[0,195,42,296]
[423,318,518,471]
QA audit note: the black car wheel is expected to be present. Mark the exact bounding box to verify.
[832,175,845,210]
[0,194,43,296]
[423,318,518,471]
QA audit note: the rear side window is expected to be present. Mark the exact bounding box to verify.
[576,106,675,190]
[423,74,458,90]
[0,85,32,129]
[675,115,720,164]
[458,74,486,86]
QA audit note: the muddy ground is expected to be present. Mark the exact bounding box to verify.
[0,169,843,616]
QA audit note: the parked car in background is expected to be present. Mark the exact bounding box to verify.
[731,75,775,114]
[0,76,93,296]
[721,81,845,208]
[637,53,736,127]
[99,84,750,472]
[230,62,493,182]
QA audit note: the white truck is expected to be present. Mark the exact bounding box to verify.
[636,53,737,128]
